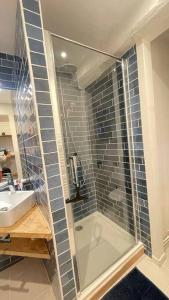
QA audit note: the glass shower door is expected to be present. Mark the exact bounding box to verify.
[51,34,136,291]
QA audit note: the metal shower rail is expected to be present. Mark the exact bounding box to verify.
[50,32,122,62]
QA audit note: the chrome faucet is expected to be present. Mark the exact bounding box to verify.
[7,173,15,194]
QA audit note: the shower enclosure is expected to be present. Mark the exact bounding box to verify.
[46,33,137,292]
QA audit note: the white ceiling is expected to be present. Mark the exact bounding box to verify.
[40,0,160,56]
[52,35,117,87]
[0,0,168,57]
[40,0,160,86]
[43,0,169,87]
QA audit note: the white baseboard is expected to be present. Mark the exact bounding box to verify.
[152,232,169,266]
[163,232,169,248]
[152,252,166,266]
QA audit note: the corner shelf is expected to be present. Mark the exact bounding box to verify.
[0,205,52,259]
[0,238,50,259]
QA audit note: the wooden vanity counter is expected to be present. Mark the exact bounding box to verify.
[0,205,52,240]
[0,205,52,259]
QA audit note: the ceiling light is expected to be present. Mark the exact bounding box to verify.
[61,51,67,58]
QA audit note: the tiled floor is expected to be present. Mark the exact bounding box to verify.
[137,247,169,297]
[1,248,169,300]
[0,258,55,300]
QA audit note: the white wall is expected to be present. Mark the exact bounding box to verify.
[151,35,169,238]
[0,121,11,135]
[0,90,22,178]
[137,41,164,261]
[137,36,169,262]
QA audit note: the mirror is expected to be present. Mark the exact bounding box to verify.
[0,116,17,180]
[0,90,22,185]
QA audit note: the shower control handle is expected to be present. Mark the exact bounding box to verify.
[65,198,82,204]
[65,184,87,204]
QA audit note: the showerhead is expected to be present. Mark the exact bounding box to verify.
[63,63,77,73]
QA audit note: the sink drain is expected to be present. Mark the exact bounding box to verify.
[75,225,83,231]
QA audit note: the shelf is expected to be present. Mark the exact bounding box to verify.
[0,237,50,259]
[0,205,52,260]
[0,205,52,240]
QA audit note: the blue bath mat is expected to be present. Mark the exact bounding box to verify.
[102,268,168,300]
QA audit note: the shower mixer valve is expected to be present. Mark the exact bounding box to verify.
[65,153,86,204]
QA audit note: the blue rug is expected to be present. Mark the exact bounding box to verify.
[102,268,169,300]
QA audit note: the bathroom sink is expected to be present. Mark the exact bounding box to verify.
[0,191,35,227]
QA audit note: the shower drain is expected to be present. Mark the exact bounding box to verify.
[75,225,83,231]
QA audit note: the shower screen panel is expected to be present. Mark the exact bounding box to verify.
[51,35,136,291]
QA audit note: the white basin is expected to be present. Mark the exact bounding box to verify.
[0,191,35,227]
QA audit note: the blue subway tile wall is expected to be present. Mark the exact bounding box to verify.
[86,63,135,236]
[55,48,152,257]
[13,1,77,299]
[56,46,152,258]
[55,65,97,222]
[123,47,152,256]
[0,53,19,90]
[14,2,48,220]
